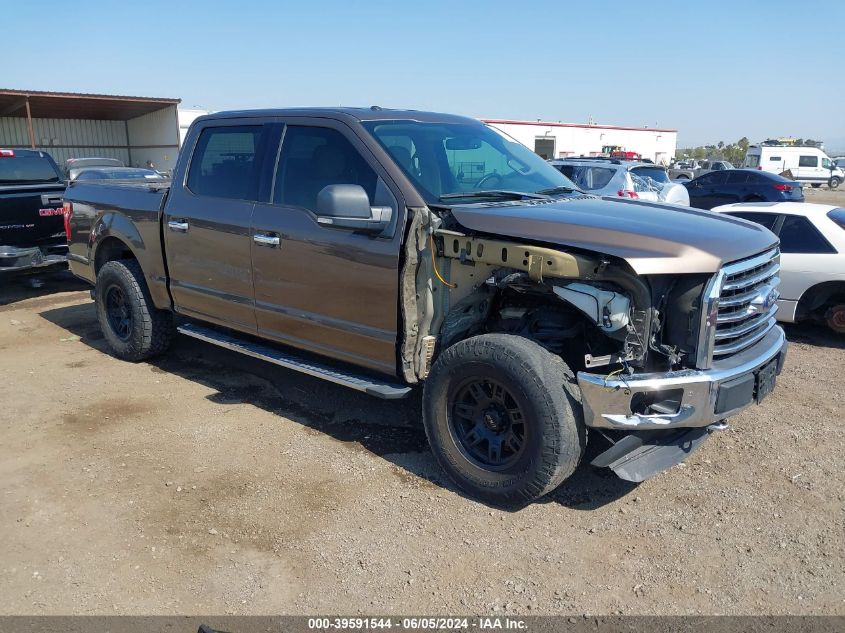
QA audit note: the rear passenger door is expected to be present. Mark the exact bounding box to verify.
[249,120,405,375]
[164,121,268,332]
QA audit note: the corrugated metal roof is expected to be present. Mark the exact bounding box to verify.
[0,88,181,121]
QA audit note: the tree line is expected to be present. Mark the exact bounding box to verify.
[675,138,750,165]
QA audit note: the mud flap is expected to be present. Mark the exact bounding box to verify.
[591,425,722,482]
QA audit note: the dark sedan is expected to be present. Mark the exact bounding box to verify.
[683,169,804,210]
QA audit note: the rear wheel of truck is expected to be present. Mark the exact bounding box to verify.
[95,260,174,361]
[422,334,585,507]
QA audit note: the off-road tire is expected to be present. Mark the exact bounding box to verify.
[422,334,585,507]
[824,304,845,334]
[95,259,174,361]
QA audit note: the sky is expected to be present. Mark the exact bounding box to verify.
[2,0,844,149]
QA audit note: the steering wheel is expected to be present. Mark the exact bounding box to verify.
[475,172,503,189]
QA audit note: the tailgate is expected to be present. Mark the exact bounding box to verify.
[0,184,66,247]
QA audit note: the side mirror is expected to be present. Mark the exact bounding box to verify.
[315,184,391,234]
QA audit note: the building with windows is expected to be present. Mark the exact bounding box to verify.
[483,118,678,165]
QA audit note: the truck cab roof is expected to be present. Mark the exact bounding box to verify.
[195,107,481,125]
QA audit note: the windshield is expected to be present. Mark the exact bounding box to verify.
[744,154,760,168]
[362,120,578,203]
[0,154,62,184]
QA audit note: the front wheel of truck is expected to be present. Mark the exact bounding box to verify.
[422,334,585,507]
[95,260,174,361]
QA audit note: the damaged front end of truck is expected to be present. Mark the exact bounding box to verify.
[399,196,787,482]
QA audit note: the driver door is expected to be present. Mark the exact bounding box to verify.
[249,120,406,375]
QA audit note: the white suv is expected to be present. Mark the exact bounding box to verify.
[712,202,845,333]
[550,158,690,206]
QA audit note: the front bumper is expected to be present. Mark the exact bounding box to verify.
[578,325,787,430]
[0,244,68,272]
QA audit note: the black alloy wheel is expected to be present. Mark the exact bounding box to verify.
[449,377,527,470]
[105,284,133,340]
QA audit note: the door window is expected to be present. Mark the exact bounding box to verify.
[822,158,832,169]
[273,126,377,211]
[778,215,835,254]
[696,172,727,186]
[798,155,818,168]
[186,126,263,200]
[556,165,615,191]
[725,171,749,184]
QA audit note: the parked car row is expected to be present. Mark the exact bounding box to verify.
[0,150,168,273]
[673,145,844,190]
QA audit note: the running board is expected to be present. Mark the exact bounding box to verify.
[176,323,412,400]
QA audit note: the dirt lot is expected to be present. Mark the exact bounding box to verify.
[799,186,845,207]
[1,217,844,616]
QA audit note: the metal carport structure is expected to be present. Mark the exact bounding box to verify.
[0,89,182,172]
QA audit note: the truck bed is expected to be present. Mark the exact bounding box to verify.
[65,180,172,306]
[65,180,170,216]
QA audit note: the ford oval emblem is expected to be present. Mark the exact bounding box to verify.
[763,289,778,309]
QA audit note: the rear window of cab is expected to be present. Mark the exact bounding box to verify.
[0,153,62,183]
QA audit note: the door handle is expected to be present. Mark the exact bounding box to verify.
[253,232,280,247]
[168,220,189,232]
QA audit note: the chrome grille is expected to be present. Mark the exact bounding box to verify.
[697,247,780,368]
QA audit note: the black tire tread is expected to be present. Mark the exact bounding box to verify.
[423,333,585,507]
[96,259,174,361]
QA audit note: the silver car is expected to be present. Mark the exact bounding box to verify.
[65,157,124,181]
[550,158,690,206]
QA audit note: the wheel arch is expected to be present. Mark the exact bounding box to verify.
[795,280,845,320]
[94,235,138,275]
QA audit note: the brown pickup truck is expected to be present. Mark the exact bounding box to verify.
[65,108,787,506]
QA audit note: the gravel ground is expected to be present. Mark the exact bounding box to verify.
[0,268,843,616]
